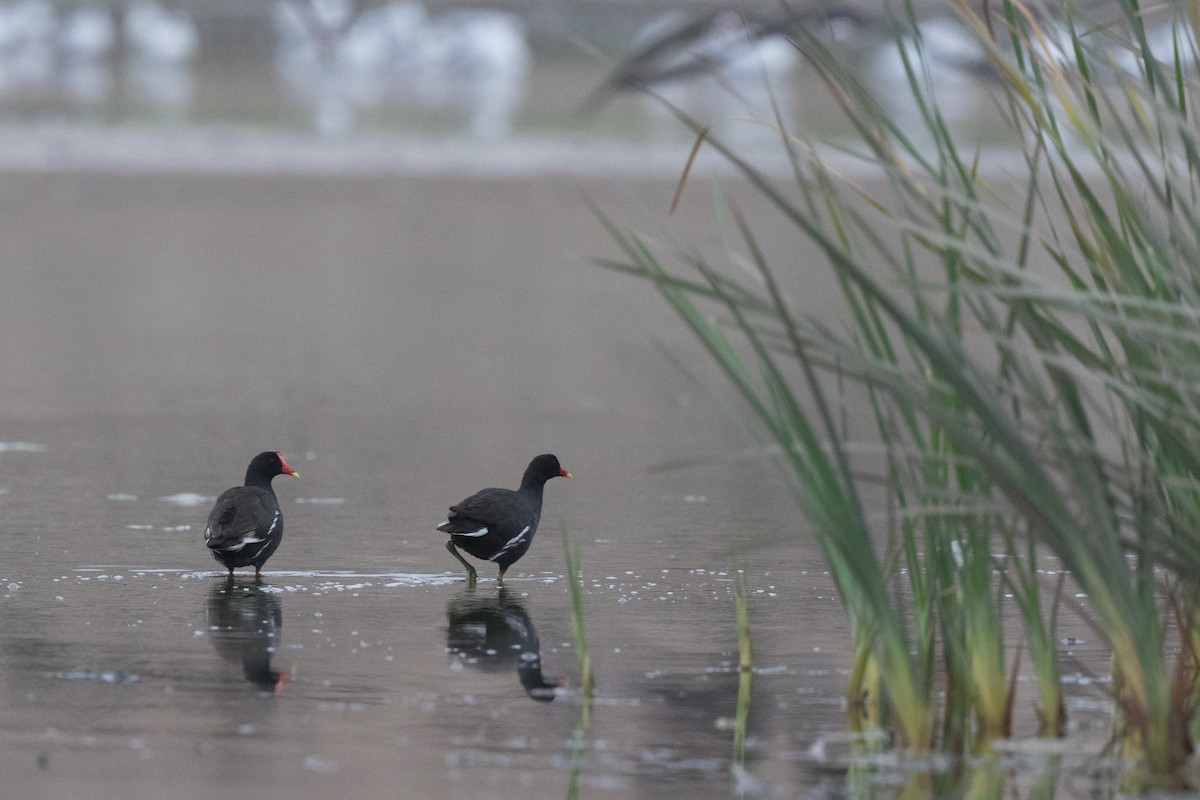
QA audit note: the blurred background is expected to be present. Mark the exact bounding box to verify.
[0,0,821,141]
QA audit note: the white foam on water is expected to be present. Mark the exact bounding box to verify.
[0,123,787,180]
[302,754,337,774]
[53,670,141,683]
[71,566,462,587]
[0,442,46,452]
[160,492,213,506]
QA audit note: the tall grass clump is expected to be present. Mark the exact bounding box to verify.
[597,0,1200,784]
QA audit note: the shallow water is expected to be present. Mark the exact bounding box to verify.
[0,163,1120,799]
[0,23,1121,800]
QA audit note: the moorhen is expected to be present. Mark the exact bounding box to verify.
[204,451,299,576]
[437,453,571,584]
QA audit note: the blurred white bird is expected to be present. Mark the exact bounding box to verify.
[868,15,991,122]
[274,1,530,138]
[60,7,115,61]
[124,1,197,64]
[0,0,56,93]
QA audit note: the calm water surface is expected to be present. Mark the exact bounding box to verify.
[0,165,1118,800]
[0,36,1118,800]
[0,168,834,799]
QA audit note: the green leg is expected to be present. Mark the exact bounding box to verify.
[497,567,506,587]
[446,540,478,583]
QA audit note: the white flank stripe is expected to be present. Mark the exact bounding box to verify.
[217,534,264,552]
[266,512,279,535]
[490,526,531,561]
[453,527,490,538]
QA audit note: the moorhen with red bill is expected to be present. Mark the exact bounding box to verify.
[204,451,299,576]
[437,454,572,584]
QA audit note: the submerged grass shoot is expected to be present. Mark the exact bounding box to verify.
[561,522,594,702]
[732,570,752,785]
[562,523,593,800]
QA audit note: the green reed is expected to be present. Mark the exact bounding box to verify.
[562,524,593,800]
[597,0,1200,784]
[562,523,594,703]
[732,570,752,791]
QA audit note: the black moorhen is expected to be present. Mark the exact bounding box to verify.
[204,451,299,576]
[437,453,572,584]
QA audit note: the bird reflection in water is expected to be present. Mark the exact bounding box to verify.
[205,577,291,694]
[446,587,559,702]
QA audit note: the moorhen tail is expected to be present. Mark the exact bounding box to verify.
[204,451,299,577]
[437,453,572,584]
